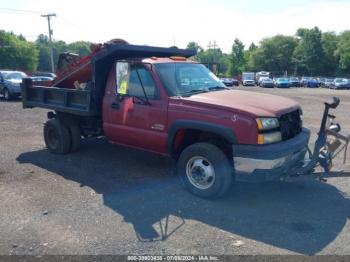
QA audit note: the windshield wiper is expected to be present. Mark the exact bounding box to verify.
[182,89,209,96]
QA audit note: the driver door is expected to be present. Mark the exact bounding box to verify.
[103,62,168,155]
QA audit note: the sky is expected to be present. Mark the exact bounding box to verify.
[0,0,349,52]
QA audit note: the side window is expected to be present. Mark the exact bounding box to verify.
[127,67,158,99]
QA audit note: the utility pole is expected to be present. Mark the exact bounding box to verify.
[212,40,217,50]
[41,13,56,72]
[207,41,218,50]
[207,40,219,74]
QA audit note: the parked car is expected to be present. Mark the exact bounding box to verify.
[323,78,335,88]
[220,78,239,87]
[31,72,56,79]
[255,71,270,85]
[231,78,239,86]
[30,76,54,87]
[289,77,301,87]
[304,78,319,88]
[31,76,54,81]
[242,72,255,86]
[275,77,290,88]
[0,70,28,100]
[259,77,274,88]
[332,78,350,89]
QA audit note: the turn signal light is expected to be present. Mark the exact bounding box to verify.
[258,134,264,144]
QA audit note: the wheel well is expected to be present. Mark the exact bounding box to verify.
[52,111,102,137]
[173,129,233,160]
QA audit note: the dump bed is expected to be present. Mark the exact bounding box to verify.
[22,43,196,116]
[22,78,97,116]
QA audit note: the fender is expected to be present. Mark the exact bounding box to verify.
[167,120,237,156]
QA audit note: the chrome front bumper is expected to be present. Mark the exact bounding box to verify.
[233,128,310,181]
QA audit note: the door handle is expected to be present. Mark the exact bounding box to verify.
[111,101,120,109]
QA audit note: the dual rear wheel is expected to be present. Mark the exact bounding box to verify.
[44,118,81,154]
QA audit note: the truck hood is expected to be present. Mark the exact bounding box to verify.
[177,89,300,117]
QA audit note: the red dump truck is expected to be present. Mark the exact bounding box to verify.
[21,41,349,198]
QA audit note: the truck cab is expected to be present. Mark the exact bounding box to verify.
[22,43,310,199]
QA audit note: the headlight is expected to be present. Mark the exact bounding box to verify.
[258,132,282,144]
[256,117,279,131]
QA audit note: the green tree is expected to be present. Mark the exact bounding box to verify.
[0,30,38,71]
[228,38,245,76]
[248,42,257,51]
[186,41,204,61]
[35,34,51,71]
[197,48,228,76]
[335,31,350,74]
[249,35,298,73]
[186,41,204,54]
[35,35,92,71]
[67,41,91,56]
[321,32,339,76]
[293,27,326,75]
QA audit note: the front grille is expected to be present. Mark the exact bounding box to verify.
[279,110,302,140]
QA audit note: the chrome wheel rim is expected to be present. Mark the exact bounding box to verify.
[186,156,215,190]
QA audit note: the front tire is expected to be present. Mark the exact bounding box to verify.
[4,88,11,101]
[177,142,233,199]
[44,119,71,154]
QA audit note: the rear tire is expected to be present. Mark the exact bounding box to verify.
[44,119,71,154]
[177,142,234,199]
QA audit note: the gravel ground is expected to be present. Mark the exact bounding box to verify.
[0,87,349,255]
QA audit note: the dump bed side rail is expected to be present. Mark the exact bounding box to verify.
[22,78,97,116]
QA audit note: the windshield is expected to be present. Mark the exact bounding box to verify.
[5,72,27,80]
[278,78,288,81]
[0,72,10,78]
[243,74,254,80]
[335,78,346,83]
[290,77,298,81]
[155,63,226,96]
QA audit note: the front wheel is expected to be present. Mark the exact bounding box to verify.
[4,88,11,101]
[177,142,234,199]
